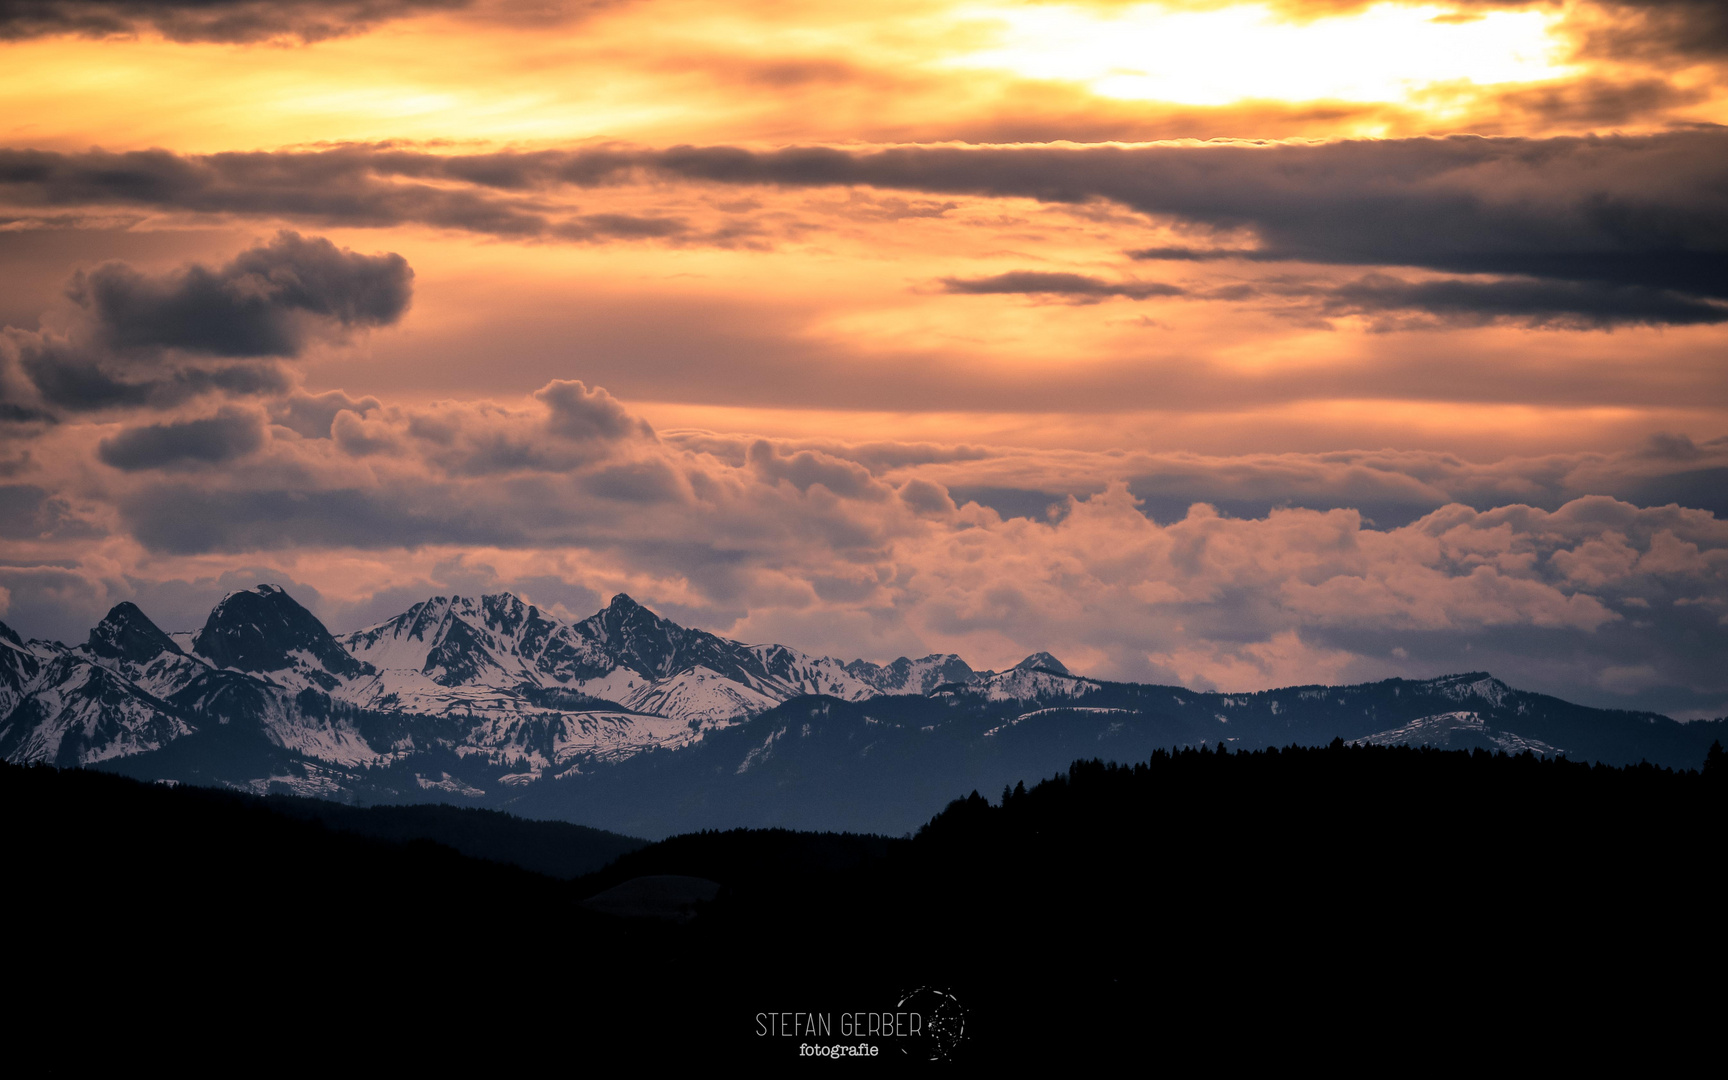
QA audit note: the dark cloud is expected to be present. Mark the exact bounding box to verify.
[627,135,1728,302]
[12,333,289,412]
[268,388,381,439]
[0,146,552,235]
[0,0,469,43]
[939,271,1184,303]
[71,231,412,357]
[1215,272,1728,329]
[552,213,690,242]
[1219,1,1728,60]
[2,232,408,415]
[938,266,1727,330]
[96,407,265,471]
[0,483,100,539]
[1316,273,1728,329]
[0,147,692,245]
[116,483,531,553]
[897,478,956,517]
[1579,0,1728,60]
[1488,76,1709,129]
[1615,467,1728,519]
[0,401,57,425]
[6,132,1723,302]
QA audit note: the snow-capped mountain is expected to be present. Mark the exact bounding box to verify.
[6,583,1716,828]
[0,648,191,767]
[191,584,374,693]
[949,652,1100,703]
[80,602,208,700]
[0,620,42,720]
[338,590,980,727]
[0,592,386,769]
[842,652,976,695]
[1349,710,1565,756]
[0,584,1002,780]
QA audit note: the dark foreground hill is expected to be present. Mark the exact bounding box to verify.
[7,745,1723,1067]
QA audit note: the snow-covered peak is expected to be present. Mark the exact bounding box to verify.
[1429,672,1512,709]
[0,617,47,720]
[961,664,1099,704]
[1351,710,1563,756]
[843,653,976,695]
[1013,652,1070,677]
[343,592,604,691]
[84,602,184,665]
[569,595,748,683]
[191,584,371,690]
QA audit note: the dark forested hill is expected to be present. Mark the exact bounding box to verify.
[7,742,1721,1067]
[498,675,1728,837]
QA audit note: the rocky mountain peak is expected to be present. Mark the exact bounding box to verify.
[193,584,366,678]
[576,593,716,679]
[85,602,183,664]
[591,593,662,634]
[1013,652,1070,676]
[479,592,530,628]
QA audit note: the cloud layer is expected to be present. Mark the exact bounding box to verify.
[0,0,470,43]
[5,132,1723,327]
[1,231,410,418]
[3,354,1723,717]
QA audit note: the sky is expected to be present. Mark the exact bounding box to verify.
[1,0,1724,718]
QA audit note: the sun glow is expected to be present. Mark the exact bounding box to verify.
[950,2,1574,105]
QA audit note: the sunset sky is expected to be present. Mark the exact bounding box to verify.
[1,0,1724,717]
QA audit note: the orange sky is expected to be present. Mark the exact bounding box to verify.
[2,0,1725,715]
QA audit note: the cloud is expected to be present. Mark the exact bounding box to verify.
[1322,274,1728,329]
[0,147,693,245]
[662,432,991,473]
[534,379,654,442]
[616,134,1728,302]
[7,334,290,412]
[268,388,381,439]
[0,483,100,539]
[96,406,266,470]
[1161,1,1728,60]
[71,231,412,357]
[0,232,410,415]
[1229,272,1728,329]
[360,386,656,477]
[1576,0,1728,60]
[1484,76,1710,130]
[747,440,884,499]
[0,0,470,44]
[582,459,688,504]
[3,375,1724,712]
[898,478,956,517]
[0,402,56,426]
[5,131,1724,307]
[939,271,1184,303]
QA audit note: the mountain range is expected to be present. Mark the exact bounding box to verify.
[3,584,1721,836]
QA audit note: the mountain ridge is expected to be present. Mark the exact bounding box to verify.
[2,583,1721,835]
